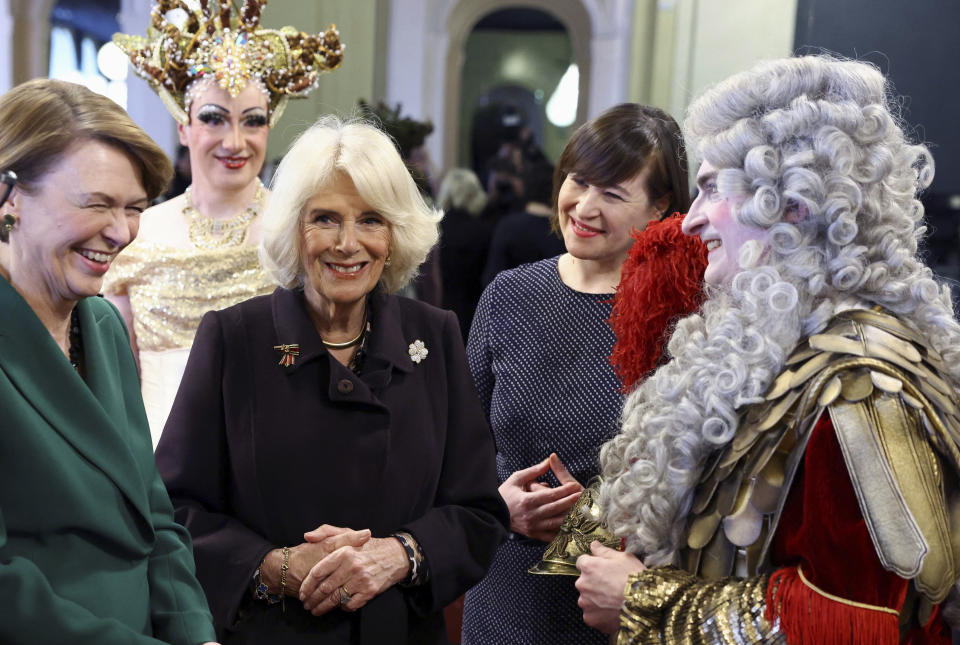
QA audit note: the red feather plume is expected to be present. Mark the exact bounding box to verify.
[608,213,708,391]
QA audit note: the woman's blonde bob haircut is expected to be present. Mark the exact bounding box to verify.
[0,78,172,201]
[260,115,442,293]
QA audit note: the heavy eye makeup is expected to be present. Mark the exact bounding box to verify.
[242,112,268,128]
[695,169,721,203]
[702,181,721,202]
[196,105,228,125]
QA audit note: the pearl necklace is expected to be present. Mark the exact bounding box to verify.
[184,180,264,250]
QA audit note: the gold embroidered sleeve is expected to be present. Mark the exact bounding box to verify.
[618,568,782,645]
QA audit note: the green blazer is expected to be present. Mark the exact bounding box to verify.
[0,277,215,644]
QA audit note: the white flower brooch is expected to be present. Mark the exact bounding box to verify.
[408,340,428,364]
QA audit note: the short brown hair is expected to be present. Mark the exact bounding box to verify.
[0,79,172,201]
[552,103,690,228]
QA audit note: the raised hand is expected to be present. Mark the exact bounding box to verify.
[499,452,583,542]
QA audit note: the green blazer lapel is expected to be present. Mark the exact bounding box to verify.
[0,281,151,524]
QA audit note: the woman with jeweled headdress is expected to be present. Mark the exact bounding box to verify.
[105,0,343,445]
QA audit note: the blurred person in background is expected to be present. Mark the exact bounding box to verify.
[482,160,565,285]
[437,168,492,340]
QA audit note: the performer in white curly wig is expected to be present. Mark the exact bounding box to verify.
[575,55,960,645]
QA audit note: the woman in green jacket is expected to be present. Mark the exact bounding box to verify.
[0,78,217,645]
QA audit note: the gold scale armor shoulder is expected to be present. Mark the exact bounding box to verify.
[685,308,960,598]
[619,309,960,644]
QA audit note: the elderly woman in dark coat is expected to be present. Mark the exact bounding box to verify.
[156,116,508,644]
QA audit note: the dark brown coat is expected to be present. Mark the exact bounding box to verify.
[156,287,508,644]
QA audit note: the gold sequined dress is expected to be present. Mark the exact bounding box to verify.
[103,242,275,444]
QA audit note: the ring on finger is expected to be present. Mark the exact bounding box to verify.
[338,585,352,606]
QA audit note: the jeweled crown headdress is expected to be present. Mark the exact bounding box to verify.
[113,0,344,127]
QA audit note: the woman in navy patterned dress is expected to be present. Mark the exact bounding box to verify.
[460,104,691,644]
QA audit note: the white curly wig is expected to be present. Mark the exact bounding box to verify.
[599,56,960,571]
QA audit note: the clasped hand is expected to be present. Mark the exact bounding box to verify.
[500,453,583,542]
[260,524,409,616]
[298,532,409,615]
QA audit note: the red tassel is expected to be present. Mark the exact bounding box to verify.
[608,213,708,391]
[765,567,900,645]
[907,603,951,644]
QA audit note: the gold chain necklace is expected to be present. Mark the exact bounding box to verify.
[321,311,369,349]
[185,180,264,250]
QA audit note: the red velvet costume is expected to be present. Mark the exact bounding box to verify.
[771,416,951,644]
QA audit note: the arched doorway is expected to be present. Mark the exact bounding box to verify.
[458,7,574,179]
[439,0,592,176]
[48,0,128,106]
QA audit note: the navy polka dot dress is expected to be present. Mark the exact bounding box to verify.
[461,256,623,645]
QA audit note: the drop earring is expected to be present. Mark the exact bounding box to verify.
[0,213,17,243]
[0,169,17,243]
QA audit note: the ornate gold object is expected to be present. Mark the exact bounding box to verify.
[611,310,960,643]
[529,478,622,576]
[113,0,344,126]
[618,568,779,644]
[273,344,300,367]
[184,180,264,249]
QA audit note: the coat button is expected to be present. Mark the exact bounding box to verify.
[337,379,354,394]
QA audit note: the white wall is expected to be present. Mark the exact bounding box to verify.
[668,0,797,125]
[386,0,430,120]
[0,0,11,95]
[627,0,796,166]
[584,0,635,117]
[680,0,797,114]
[119,0,177,158]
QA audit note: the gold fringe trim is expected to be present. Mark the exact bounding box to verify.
[796,566,900,616]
